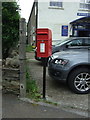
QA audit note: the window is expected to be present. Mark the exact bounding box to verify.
[80,0,90,10]
[50,0,63,8]
[66,38,90,48]
[84,39,90,46]
[67,39,83,47]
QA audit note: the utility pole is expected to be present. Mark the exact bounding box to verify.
[0,2,2,82]
[19,18,26,97]
[0,2,2,119]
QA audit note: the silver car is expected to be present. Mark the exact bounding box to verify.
[48,38,90,94]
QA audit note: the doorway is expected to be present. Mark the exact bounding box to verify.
[70,17,90,37]
[78,30,90,37]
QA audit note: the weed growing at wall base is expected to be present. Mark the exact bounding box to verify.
[26,67,41,100]
[26,45,34,52]
[26,66,59,106]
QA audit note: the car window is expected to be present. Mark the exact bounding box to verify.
[55,38,71,47]
[67,39,83,46]
[84,39,90,46]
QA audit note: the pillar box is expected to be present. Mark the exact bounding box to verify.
[36,28,52,58]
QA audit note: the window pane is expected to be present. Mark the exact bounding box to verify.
[80,2,90,9]
[50,0,62,7]
[58,2,62,7]
[86,0,90,3]
[80,3,84,8]
[88,4,90,9]
[84,39,90,46]
[67,39,83,46]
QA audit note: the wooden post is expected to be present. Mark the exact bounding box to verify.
[19,18,26,97]
[0,2,2,119]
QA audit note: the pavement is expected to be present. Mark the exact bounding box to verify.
[26,52,89,117]
[0,90,2,119]
[2,93,87,119]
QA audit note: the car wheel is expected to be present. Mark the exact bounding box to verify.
[68,68,90,94]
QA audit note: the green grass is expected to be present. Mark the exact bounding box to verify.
[26,67,41,100]
[26,45,34,52]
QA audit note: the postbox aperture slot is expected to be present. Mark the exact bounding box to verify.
[37,32,48,35]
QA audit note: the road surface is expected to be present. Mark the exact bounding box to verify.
[2,93,85,118]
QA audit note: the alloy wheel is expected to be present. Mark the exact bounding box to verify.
[74,72,90,92]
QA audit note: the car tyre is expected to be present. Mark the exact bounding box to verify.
[68,67,90,94]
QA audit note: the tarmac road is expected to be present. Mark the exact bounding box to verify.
[2,93,86,118]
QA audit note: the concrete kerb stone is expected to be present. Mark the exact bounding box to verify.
[19,96,88,117]
[19,97,61,110]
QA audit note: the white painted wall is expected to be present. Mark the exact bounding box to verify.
[37,1,86,44]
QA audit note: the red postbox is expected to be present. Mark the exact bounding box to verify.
[36,28,52,58]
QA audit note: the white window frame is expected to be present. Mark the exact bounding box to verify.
[49,0,63,9]
[80,0,90,10]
